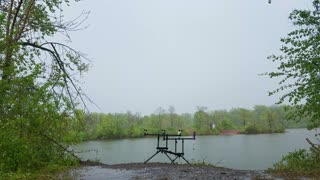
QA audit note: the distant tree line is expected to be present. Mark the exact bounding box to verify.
[74,105,309,140]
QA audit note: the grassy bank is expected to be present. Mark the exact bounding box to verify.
[0,164,78,180]
[268,144,320,179]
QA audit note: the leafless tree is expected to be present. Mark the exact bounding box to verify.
[168,105,176,127]
[155,107,165,129]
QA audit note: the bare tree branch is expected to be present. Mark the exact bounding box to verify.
[18,41,90,112]
[40,131,81,162]
[306,138,319,152]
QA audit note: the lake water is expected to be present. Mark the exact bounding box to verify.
[75,129,318,170]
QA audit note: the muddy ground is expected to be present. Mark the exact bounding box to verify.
[58,162,297,180]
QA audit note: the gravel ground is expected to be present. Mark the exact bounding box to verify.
[59,162,288,180]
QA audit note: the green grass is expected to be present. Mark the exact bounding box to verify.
[0,164,79,180]
[190,159,220,167]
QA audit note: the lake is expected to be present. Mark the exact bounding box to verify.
[75,128,317,170]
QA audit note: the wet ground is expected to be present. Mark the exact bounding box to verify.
[59,162,284,180]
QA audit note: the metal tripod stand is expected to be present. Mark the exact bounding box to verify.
[143,130,196,164]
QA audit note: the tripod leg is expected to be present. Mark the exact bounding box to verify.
[181,156,191,164]
[144,150,160,164]
[164,152,173,162]
[171,156,179,164]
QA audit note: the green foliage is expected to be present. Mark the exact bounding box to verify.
[268,0,320,129]
[0,72,75,172]
[244,124,284,134]
[191,159,217,167]
[0,162,78,180]
[73,105,307,140]
[0,0,88,175]
[217,119,237,131]
[194,107,211,132]
[244,125,260,134]
[83,111,193,139]
[271,146,320,176]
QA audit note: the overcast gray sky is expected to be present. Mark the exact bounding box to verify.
[63,0,311,114]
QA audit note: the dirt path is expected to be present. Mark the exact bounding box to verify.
[59,162,283,180]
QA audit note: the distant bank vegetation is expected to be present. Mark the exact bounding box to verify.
[73,105,309,140]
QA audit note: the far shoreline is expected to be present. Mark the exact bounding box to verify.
[81,128,310,142]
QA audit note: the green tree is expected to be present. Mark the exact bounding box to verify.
[194,106,210,131]
[0,0,88,172]
[268,0,320,129]
[240,108,249,127]
[218,118,236,130]
[265,110,277,132]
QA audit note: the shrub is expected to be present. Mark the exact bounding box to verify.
[271,145,320,176]
[244,125,259,134]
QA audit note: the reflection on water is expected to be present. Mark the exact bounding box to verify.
[75,129,317,170]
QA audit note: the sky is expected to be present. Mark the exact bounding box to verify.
[61,0,312,115]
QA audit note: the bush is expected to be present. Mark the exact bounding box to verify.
[244,125,259,134]
[0,131,79,173]
[243,125,285,134]
[271,146,320,176]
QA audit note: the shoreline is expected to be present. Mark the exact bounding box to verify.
[59,162,278,180]
[82,129,298,142]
